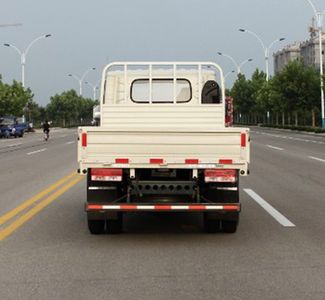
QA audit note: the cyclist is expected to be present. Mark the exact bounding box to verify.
[42,120,50,141]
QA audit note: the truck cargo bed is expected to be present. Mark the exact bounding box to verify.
[78,126,249,173]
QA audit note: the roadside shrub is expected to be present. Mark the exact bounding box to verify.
[260,124,325,133]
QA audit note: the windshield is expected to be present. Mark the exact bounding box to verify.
[0,117,15,126]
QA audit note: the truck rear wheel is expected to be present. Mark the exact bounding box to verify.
[106,213,123,234]
[88,219,105,234]
[221,220,238,233]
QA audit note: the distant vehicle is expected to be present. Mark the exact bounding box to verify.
[15,117,33,132]
[225,96,234,127]
[92,105,100,126]
[79,62,250,235]
[16,122,29,133]
[0,116,25,138]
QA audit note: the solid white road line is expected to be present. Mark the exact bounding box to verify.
[267,145,284,151]
[244,189,296,227]
[27,148,47,155]
[308,156,325,163]
[65,141,75,145]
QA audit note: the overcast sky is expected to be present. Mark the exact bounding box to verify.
[0,0,324,105]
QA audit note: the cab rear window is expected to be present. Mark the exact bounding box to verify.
[131,79,192,103]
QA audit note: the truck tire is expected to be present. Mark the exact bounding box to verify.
[106,214,123,234]
[221,220,238,233]
[88,219,105,234]
[204,213,221,233]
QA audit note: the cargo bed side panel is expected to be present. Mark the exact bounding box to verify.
[78,127,250,172]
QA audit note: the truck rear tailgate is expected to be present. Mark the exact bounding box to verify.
[78,127,250,173]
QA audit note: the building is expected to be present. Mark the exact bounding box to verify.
[300,34,325,70]
[274,42,301,74]
[273,19,325,73]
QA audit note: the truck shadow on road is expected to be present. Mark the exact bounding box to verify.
[120,213,205,234]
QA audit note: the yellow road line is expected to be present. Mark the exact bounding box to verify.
[0,171,77,226]
[0,175,83,241]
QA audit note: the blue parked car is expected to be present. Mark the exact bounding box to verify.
[15,122,29,133]
[0,116,25,138]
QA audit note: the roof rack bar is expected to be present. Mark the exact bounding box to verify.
[149,64,152,104]
[173,64,177,104]
[198,64,202,104]
[124,64,127,103]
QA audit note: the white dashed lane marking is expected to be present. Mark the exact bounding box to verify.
[244,189,296,227]
[267,145,284,151]
[7,143,22,147]
[27,148,47,155]
[308,156,325,163]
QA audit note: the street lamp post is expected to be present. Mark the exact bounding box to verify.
[319,11,325,128]
[239,58,254,73]
[0,23,22,28]
[3,34,51,87]
[68,67,96,96]
[224,70,236,83]
[304,0,325,128]
[239,29,285,81]
[217,52,253,74]
[85,80,100,100]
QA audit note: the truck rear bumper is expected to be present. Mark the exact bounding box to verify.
[86,203,240,212]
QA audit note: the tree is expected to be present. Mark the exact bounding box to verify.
[271,60,320,126]
[27,101,46,124]
[230,74,254,123]
[250,69,267,123]
[47,90,96,126]
[0,77,33,117]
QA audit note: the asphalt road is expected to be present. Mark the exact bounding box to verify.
[1,127,325,299]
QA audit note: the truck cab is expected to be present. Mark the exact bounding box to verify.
[78,62,250,234]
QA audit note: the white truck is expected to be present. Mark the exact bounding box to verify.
[78,62,250,234]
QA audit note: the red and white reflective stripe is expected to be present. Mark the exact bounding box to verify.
[219,159,233,164]
[115,158,129,164]
[150,158,164,164]
[87,204,240,211]
[91,168,122,182]
[185,159,199,164]
[204,169,237,183]
[109,158,238,166]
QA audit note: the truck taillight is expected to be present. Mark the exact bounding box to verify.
[185,159,199,164]
[91,168,122,182]
[241,133,246,147]
[115,158,129,164]
[81,133,87,147]
[150,158,164,164]
[204,169,237,183]
[219,159,233,164]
